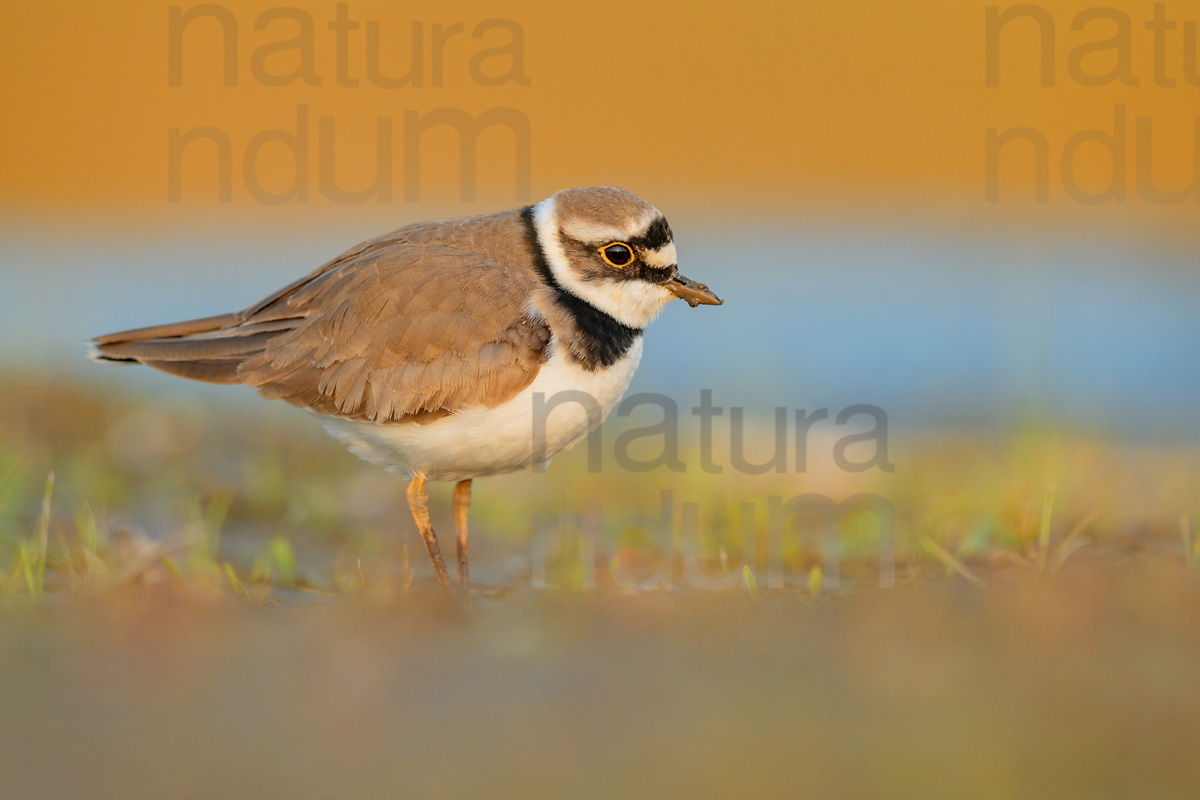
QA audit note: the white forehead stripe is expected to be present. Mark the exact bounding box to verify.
[642,242,677,268]
[559,208,661,244]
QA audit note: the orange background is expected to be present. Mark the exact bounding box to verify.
[1,0,1195,233]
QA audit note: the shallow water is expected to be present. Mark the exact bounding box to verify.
[3,220,1198,436]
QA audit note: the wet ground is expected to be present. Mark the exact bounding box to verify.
[1,366,1198,798]
[2,562,1199,800]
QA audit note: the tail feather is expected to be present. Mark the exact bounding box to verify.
[140,358,246,384]
[90,312,242,345]
[93,331,280,363]
[90,312,300,386]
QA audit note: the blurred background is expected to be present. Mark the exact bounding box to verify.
[2,1,1199,797]
[2,0,1197,431]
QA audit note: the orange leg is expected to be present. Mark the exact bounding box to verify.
[453,479,472,592]
[406,475,451,589]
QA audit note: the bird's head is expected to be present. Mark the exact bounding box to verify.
[530,186,722,329]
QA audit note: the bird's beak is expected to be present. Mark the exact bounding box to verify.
[665,271,723,308]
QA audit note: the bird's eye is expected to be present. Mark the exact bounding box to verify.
[600,243,634,268]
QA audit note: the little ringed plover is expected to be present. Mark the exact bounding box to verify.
[91,186,722,591]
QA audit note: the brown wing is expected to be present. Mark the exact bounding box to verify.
[237,240,550,422]
[93,215,552,423]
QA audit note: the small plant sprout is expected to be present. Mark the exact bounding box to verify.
[269,536,297,582]
[1037,483,1057,570]
[223,562,249,599]
[74,502,110,586]
[184,491,233,577]
[922,536,985,587]
[1182,515,1199,570]
[22,471,55,599]
[742,564,758,597]
[250,535,297,585]
[1048,512,1098,573]
[808,565,823,600]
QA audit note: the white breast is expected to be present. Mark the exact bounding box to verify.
[320,338,644,482]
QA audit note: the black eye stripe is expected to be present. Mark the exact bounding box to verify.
[626,217,673,251]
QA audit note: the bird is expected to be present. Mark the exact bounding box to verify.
[90,186,722,592]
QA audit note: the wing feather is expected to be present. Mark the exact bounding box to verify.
[92,210,552,421]
[237,236,550,423]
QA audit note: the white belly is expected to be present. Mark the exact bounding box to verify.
[320,338,644,482]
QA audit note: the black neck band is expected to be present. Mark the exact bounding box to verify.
[520,206,642,371]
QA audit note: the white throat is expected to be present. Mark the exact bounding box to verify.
[532,197,675,329]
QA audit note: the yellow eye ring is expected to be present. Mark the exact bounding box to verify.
[600,242,635,268]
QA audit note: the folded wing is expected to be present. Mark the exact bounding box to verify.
[92,236,551,423]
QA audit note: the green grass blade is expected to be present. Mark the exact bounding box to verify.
[31,471,54,597]
[1037,484,1056,570]
[922,537,985,588]
[742,564,758,597]
[17,544,36,597]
